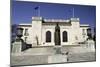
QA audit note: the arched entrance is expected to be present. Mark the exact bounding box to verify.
[46,31,51,42]
[63,31,68,42]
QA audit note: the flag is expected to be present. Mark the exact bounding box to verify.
[34,6,40,16]
[34,6,39,10]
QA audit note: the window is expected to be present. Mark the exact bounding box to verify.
[46,31,51,42]
[24,29,29,36]
[63,31,68,42]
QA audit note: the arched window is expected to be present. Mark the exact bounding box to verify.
[63,31,68,42]
[46,31,51,42]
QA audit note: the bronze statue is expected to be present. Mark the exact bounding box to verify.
[54,23,61,45]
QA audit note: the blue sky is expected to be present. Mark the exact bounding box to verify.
[11,1,96,28]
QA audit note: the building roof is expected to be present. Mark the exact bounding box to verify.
[18,17,89,27]
[42,18,71,25]
[44,19,70,22]
[80,24,90,27]
[18,24,32,27]
[42,22,71,26]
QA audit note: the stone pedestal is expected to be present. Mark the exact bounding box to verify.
[87,40,95,51]
[54,46,62,54]
[48,46,68,63]
[48,55,67,63]
[12,40,23,53]
[12,41,22,53]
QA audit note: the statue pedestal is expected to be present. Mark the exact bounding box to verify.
[54,46,62,54]
[11,39,24,53]
[86,40,95,51]
[12,41,22,53]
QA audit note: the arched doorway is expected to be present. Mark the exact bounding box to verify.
[46,31,51,42]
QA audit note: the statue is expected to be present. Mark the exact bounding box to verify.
[54,23,61,45]
[11,28,25,53]
[16,28,23,40]
[54,23,61,54]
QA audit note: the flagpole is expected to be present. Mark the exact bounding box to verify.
[38,6,40,17]
[73,8,74,18]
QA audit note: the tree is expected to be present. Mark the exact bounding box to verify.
[93,27,96,42]
[93,27,96,49]
[11,24,18,43]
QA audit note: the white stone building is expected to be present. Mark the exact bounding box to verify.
[18,17,90,47]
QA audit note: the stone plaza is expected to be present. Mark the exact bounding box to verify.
[11,44,96,66]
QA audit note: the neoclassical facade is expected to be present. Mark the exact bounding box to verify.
[18,17,90,46]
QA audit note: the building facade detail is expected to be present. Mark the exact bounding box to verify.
[18,17,90,46]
